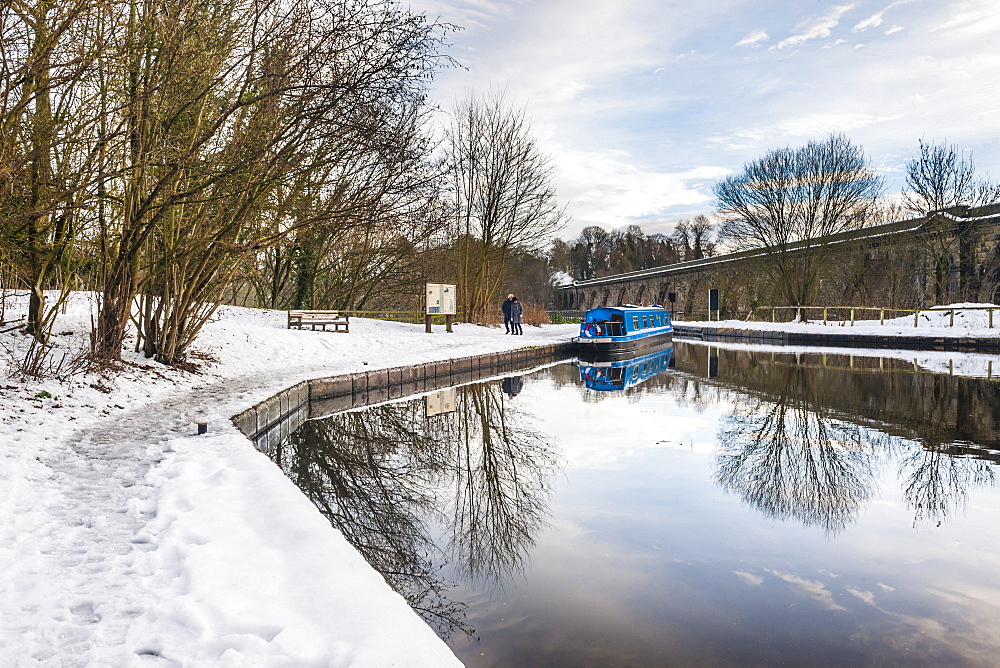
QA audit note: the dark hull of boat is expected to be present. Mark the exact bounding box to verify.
[575,330,673,362]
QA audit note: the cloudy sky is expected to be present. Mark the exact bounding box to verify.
[409,0,1000,239]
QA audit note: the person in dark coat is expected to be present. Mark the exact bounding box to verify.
[510,297,523,335]
[502,375,523,398]
[501,294,514,334]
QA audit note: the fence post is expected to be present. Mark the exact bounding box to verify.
[991,309,995,329]
[823,307,828,325]
[950,309,954,327]
[914,310,919,328]
[850,308,855,326]
[879,309,884,325]
[771,307,775,322]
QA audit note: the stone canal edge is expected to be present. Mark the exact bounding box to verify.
[673,324,1000,352]
[231,342,576,445]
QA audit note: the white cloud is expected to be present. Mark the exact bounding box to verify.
[884,25,904,35]
[767,570,847,611]
[733,570,764,586]
[716,112,903,148]
[416,0,516,30]
[853,1,911,33]
[736,30,769,48]
[776,111,903,136]
[937,0,1000,36]
[854,14,883,31]
[847,587,877,605]
[774,3,856,49]
[552,149,728,230]
[424,0,676,115]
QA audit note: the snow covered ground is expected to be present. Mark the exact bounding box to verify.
[676,303,1000,378]
[0,292,575,666]
[682,302,1000,338]
[679,304,1000,379]
[4,294,1000,665]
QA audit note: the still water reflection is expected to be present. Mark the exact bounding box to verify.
[266,341,1000,666]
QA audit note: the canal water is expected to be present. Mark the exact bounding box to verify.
[262,341,1000,666]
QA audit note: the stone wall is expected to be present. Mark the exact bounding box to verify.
[556,205,1000,316]
[231,343,576,452]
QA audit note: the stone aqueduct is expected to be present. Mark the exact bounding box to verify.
[554,205,1000,317]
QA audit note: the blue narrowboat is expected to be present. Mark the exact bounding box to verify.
[574,305,673,361]
[578,346,673,392]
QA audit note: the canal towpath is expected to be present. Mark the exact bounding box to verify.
[0,293,576,665]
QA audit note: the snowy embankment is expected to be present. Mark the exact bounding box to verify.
[0,293,575,665]
[680,303,1000,379]
[683,302,1000,338]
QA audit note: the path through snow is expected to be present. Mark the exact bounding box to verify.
[1,294,574,664]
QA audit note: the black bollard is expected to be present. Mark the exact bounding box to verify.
[196,420,208,435]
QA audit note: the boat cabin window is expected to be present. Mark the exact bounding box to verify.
[632,316,639,329]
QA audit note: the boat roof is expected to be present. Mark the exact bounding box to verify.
[585,304,669,317]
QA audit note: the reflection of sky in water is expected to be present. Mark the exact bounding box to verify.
[437,352,1000,667]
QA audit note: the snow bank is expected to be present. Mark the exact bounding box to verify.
[0,292,575,665]
[683,302,1000,339]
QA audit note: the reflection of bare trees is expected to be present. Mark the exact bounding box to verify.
[900,447,997,526]
[668,342,999,532]
[716,393,880,535]
[446,383,556,591]
[270,378,557,638]
[281,405,464,638]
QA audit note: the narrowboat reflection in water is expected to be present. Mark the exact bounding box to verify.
[577,345,673,391]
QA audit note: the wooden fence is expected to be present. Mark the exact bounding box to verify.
[674,305,999,328]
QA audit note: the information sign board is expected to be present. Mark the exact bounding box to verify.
[425,388,456,417]
[426,283,457,315]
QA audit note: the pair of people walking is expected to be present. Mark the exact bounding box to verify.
[502,294,523,335]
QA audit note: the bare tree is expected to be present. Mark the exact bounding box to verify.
[446,90,566,322]
[673,214,715,261]
[0,0,103,372]
[902,139,1000,303]
[574,225,613,279]
[903,139,999,214]
[91,0,449,364]
[0,0,452,371]
[715,133,884,307]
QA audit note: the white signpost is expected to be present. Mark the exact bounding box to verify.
[425,283,456,332]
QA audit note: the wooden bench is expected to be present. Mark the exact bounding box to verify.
[287,310,350,333]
